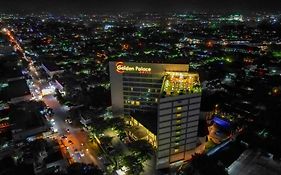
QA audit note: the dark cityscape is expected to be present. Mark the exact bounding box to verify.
[0,1,281,175]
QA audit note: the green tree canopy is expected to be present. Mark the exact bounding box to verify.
[122,155,144,175]
[127,139,154,161]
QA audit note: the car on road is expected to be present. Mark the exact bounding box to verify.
[65,117,72,124]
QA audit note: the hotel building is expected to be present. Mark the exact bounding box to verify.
[109,61,201,169]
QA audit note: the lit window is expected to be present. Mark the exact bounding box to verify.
[174,148,179,153]
[155,98,158,102]
[176,131,181,135]
[176,120,181,123]
[131,101,135,105]
[176,113,181,117]
[177,106,182,110]
[175,142,179,145]
[176,136,180,140]
[148,88,151,92]
[136,101,140,106]
[131,87,134,91]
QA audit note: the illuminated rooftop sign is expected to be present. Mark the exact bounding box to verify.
[116,62,151,74]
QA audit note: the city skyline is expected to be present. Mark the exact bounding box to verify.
[0,0,281,14]
[0,5,281,175]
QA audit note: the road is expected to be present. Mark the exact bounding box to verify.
[43,95,104,169]
[1,27,104,170]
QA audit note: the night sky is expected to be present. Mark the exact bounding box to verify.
[0,0,281,14]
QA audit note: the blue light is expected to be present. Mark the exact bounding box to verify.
[213,116,230,128]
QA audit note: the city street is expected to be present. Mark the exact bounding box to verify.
[43,89,104,169]
[2,27,104,170]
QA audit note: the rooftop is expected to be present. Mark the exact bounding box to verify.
[42,61,63,72]
[161,71,201,97]
[7,79,30,99]
[228,150,281,175]
[9,101,47,132]
[0,55,23,80]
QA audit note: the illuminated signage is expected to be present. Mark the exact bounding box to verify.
[116,62,151,74]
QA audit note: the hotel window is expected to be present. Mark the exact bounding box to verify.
[176,136,180,140]
[176,131,181,135]
[131,101,135,105]
[175,142,179,146]
[176,119,181,123]
[148,88,151,92]
[155,98,158,102]
[176,113,182,117]
[177,106,182,110]
[174,147,179,153]
[136,101,140,106]
[131,87,134,91]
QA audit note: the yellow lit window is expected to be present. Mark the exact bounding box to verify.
[176,120,181,123]
[175,142,179,145]
[177,107,182,110]
[136,101,140,106]
[131,87,134,91]
[155,98,158,102]
[176,113,181,117]
[174,148,179,153]
[131,101,135,105]
[176,136,180,140]
[148,88,151,92]
[176,131,181,135]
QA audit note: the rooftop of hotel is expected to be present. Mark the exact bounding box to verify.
[161,71,201,97]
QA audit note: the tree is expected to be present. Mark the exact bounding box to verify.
[99,136,113,147]
[107,117,127,132]
[122,155,144,175]
[54,88,65,104]
[111,146,124,170]
[127,140,154,161]
[67,163,103,175]
[89,86,110,108]
[118,131,127,141]
[89,117,108,136]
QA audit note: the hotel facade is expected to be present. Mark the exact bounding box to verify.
[109,61,202,169]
